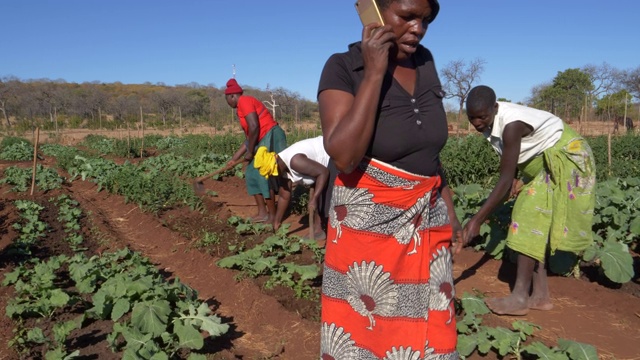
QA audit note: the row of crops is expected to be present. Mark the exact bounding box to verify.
[3,195,229,359]
[1,130,633,358]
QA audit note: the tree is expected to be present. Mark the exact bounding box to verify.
[595,90,631,121]
[183,89,210,120]
[109,95,138,123]
[548,68,594,121]
[583,62,619,98]
[0,76,21,127]
[440,58,486,128]
[73,84,108,127]
[151,88,177,125]
[582,62,622,121]
[618,66,640,99]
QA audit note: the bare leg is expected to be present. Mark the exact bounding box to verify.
[485,253,535,316]
[264,190,276,224]
[313,212,327,240]
[252,194,269,222]
[528,261,553,310]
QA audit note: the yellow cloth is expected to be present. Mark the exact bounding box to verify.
[253,146,278,178]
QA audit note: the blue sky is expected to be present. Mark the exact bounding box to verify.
[2,1,638,105]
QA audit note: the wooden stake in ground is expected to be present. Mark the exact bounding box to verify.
[308,187,315,241]
[140,106,144,158]
[30,127,40,196]
[608,132,612,177]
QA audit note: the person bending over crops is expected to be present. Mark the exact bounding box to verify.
[224,78,287,223]
[458,85,596,316]
[253,135,330,240]
[317,0,461,357]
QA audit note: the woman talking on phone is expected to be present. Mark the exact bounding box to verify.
[317,0,459,358]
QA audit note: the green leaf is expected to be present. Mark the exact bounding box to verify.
[456,312,479,334]
[216,255,243,269]
[49,289,71,308]
[253,256,278,273]
[182,303,229,337]
[111,298,131,321]
[522,342,569,360]
[512,320,540,338]
[2,269,21,285]
[582,244,597,262]
[557,339,599,360]
[597,241,634,283]
[460,292,490,316]
[198,315,229,338]
[476,328,493,354]
[53,319,80,345]
[27,327,47,344]
[131,300,171,337]
[119,325,153,352]
[174,321,204,350]
[139,341,167,360]
[45,348,81,360]
[488,327,518,356]
[456,334,477,357]
[149,352,169,360]
[294,264,321,282]
[629,216,640,235]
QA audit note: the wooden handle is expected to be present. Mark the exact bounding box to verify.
[30,127,40,196]
[195,159,242,183]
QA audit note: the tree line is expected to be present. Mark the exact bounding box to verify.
[2,61,638,134]
[440,60,640,125]
[0,77,318,132]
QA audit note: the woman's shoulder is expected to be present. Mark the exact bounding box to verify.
[319,42,363,95]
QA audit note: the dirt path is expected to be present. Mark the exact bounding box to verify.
[207,176,640,360]
[2,158,638,359]
[68,179,320,359]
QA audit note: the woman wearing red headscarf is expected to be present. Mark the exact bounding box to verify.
[225,78,287,223]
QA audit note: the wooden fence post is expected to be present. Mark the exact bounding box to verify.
[140,106,144,158]
[607,132,612,177]
[30,127,40,196]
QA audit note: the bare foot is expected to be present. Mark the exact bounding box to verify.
[248,214,269,223]
[528,297,553,311]
[485,295,529,316]
[304,230,327,241]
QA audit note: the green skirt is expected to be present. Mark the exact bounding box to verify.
[245,125,287,197]
[507,125,596,262]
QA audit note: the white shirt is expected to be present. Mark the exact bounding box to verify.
[485,102,564,164]
[277,136,329,185]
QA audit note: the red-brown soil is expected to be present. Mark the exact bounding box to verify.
[1,155,639,359]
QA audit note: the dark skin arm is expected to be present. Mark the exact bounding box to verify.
[272,155,329,231]
[244,112,260,162]
[229,142,248,165]
[273,176,292,232]
[320,23,396,174]
[290,154,330,215]
[457,121,533,253]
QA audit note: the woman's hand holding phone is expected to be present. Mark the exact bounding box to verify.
[361,23,395,77]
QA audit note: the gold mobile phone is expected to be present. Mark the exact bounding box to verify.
[355,0,384,27]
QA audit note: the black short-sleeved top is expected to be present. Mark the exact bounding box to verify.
[318,42,448,178]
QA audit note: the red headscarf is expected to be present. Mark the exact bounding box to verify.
[225,78,243,95]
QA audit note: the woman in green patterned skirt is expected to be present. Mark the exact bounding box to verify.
[459,85,596,316]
